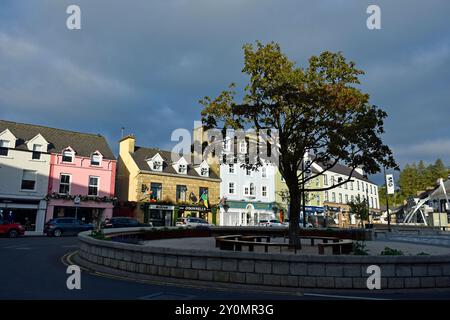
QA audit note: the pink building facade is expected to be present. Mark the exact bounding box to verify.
[46,149,117,224]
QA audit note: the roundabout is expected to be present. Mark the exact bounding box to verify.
[75,227,450,291]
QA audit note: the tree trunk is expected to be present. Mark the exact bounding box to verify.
[288,190,302,248]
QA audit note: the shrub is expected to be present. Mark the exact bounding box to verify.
[380,247,403,255]
[90,230,111,241]
[352,241,369,255]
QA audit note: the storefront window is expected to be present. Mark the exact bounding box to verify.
[88,176,99,196]
[151,183,162,201]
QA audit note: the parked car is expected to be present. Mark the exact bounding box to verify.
[102,217,152,229]
[258,219,269,226]
[282,219,313,228]
[44,218,93,237]
[0,219,25,238]
[267,219,285,227]
[176,217,213,228]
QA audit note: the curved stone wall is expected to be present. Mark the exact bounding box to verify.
[76,228,450,290]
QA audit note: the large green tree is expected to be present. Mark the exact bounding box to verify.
[200,42,397,246]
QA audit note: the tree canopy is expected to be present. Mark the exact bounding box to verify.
[200,41,397,246]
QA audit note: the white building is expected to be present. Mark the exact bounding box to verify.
[0,121,51,233]
[219,161,277,226]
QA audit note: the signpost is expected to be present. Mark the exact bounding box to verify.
[385,170,394,231]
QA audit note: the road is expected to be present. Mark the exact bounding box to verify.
[1,236,449,300]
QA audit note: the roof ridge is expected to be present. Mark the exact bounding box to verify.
[0,119,105,138]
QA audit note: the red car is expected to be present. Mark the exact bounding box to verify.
[0,219,25,238]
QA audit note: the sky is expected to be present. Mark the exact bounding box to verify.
[1,0,449,185]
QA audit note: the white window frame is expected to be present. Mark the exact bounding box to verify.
[249,183,255,196]
[323,175,328,186]
[62,149,74,163]
[228,164,235,174]
[239,141,247,154]
[261,185,268,197]
[21,170,37,191]
[178,164,187,174]
[261,167,267,178]
[0,139,11,157]
[324,191,329,202]
[59,174,71,195]
[88,176,100,196]
[90,152,102,166]
[228,182,235,195]
[200,167,209,176]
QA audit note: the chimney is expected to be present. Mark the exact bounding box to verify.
[119,134,135,155]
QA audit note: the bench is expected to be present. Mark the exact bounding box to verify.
[300,236,340,246]
[216,238,298,254]
[317,240,353,255]
[215,235,243,248]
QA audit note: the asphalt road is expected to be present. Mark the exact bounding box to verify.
[1,236,449,300]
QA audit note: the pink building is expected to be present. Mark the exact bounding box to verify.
[46,132,116,224]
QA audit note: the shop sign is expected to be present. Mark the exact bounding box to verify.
[149,204,175,210]
[178,205,210,212]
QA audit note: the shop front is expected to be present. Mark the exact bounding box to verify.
[0,197,47,233]
[145,204,175,227]
[219,200,276,226]
[177,204,213,224]
[46,197,114,224]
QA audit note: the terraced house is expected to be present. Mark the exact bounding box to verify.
[116,135,221,226]
[0,120,117,233]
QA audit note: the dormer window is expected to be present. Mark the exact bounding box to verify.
[62,149,74,163]
[153,161,162,170]
[178,164,187,174]
[0,140,10,156]
[90,152,102,166]
[200,167,209,176]
[32,144,42,160]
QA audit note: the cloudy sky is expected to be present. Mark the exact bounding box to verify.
[1,0,449,183]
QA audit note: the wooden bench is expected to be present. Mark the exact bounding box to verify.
[215,235,243,248]
[240,235,271,243]
[301,236,340,246]
[217,238,298,254]
[317,240,353,255]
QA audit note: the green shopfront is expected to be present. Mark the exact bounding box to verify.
[219,200,277,226]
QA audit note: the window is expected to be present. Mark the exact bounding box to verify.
[323,175,328,186]
[344,182,348,190]
[32,144,42,160]
[339,193,343,203]
[331,176,335,185]
[21,170,36,190]
[350,181,353,190]
[0,140,10,156]
[357,181,360,191]
[316,194,320,203]
[262,185,267,197]
[345,194,349,203]
[239,141,247,154]
[325,191,329,202]
[246,168,251,176]
[141,184,148,193]
[176,185,187,202]
[316,177,320,187]
[223,137,231,151]
[261,167,267,178]
[228,182,235,194]
[153,161,162,171]
[370,185,372,194]
[150,183,162,201]
[88,176,99,196]
[59,174,71,194]
[332,192,336,202]
[62,150,74,163]
[91,153,101,166]
[249,183,255,196]
[178,164,187,174]
[351,195,355,202]
[280,176,285,183]
[199,187,208,200]
[244,186,249,196]
[200,167,209,176]
[229,164,235,174]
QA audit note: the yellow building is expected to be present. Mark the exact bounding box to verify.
[116,135,221,225]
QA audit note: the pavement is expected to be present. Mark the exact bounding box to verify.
[141,237,450,255]
[1,236,450,300]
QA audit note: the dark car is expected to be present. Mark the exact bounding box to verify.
[0,219,25,238]
[102,217,151,229]
[44,218,93,237]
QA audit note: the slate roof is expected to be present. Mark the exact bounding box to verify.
[0,120,115,160]
[316,161,374,184]
[131,146,220,180]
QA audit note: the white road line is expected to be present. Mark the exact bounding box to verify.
[303,292,389,300]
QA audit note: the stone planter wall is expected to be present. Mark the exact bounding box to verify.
[77,228,450,290]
